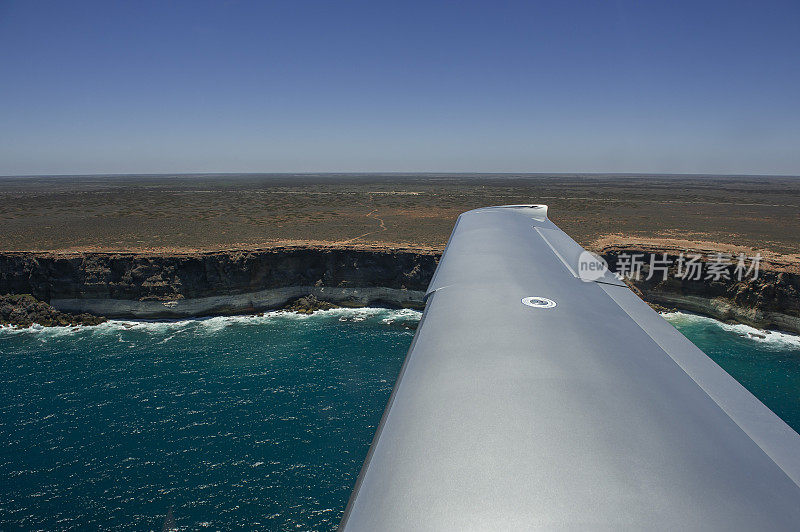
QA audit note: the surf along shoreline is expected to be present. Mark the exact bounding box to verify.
[1,243,798,336]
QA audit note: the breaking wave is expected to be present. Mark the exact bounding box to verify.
[661,311,800,348]
[0,307,423,337]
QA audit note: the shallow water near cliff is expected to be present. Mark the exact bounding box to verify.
[1,308,799,530]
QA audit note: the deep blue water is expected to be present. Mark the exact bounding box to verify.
[1,308,799,530]
[0,309,419,531]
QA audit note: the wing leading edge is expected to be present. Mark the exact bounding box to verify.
[341,205,800,530]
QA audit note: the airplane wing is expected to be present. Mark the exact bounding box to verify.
[340,205,800,530]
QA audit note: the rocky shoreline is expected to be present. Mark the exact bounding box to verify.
[600,245,800,335]
[0,294,106,328]
[0,246,798,335]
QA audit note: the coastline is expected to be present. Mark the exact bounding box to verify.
[1,245,799,335]
[50,286,426,318]
[661,310,800,347]
[598,244,800,335]
[637,292,800,338]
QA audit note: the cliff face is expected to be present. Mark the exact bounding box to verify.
[1,247,798,334]
[0,248,438,318]
[601,248,800,334]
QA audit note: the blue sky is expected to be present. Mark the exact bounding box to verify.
[1,0,798,175]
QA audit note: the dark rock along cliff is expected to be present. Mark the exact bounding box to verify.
[602,249,800,334]
[0,248,437,303]
[0,247,798,334]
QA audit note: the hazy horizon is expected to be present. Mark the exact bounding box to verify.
[2,171,800,180]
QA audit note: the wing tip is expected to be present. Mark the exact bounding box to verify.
[462,204,549,221]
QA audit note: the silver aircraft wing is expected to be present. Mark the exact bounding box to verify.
[340,205,800,530]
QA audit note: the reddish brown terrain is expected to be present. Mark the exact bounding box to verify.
[1,174,798,260]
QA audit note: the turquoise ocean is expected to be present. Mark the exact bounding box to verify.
[1,308,799,530]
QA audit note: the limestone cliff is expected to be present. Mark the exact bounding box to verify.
[0,246,798,335]
[600,247,800,334]
[0,248,437,319]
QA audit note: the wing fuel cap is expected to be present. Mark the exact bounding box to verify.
[521,296,557,309]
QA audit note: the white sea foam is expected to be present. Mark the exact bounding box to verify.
[380,308,423,324]
[661,311,800,348]
[0,323,85,337]
[0,307,423,336]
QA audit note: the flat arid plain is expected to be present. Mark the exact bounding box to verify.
[1,174,798,262]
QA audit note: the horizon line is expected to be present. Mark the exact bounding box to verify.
[2,171,800,179]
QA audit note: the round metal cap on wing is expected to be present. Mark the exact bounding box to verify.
[521,296,557,309]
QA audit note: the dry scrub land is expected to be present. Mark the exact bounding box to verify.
[1,174,798,266]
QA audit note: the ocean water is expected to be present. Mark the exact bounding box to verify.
[0,309,420,531]
[663,312,800,432]
[1,308,799,530]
